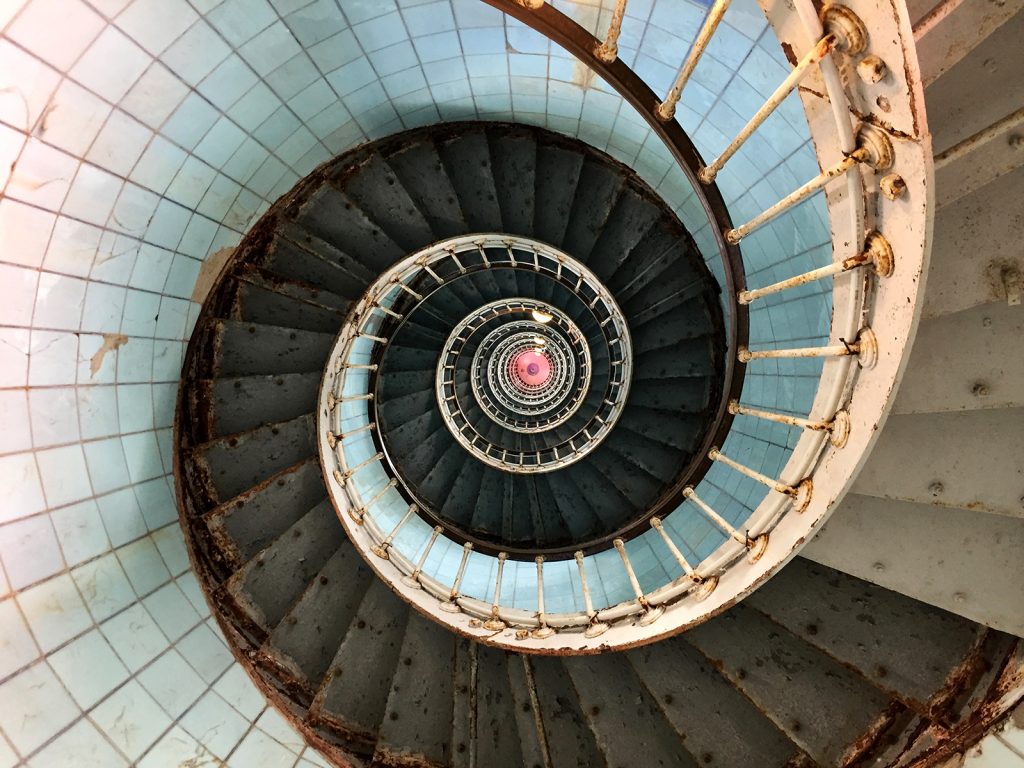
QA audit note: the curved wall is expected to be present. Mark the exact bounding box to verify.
[0,0,827,763]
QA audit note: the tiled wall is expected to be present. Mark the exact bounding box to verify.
[0,0,829,763]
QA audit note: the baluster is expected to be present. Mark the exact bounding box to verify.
[614,539,664,626]
[532,556,556,639]
[709,447,813,513]
[738,232,893,305]
[594,0,629,63]
[738,326,878,370]
[729,400,851,448]
[650,517,718,600]
[656,0,732,121]
[483,553,508,631]
[725,126,893,243]
[682,487,769,562]
[401,525,442,589]
[326,422,375,449]
[439,542,473,614]
[371,504,417,559]
[350,478,398,523]
[331,454,384,489]
[575,551,609,638]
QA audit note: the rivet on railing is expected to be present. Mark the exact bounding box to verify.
[656,0,731,122]
[708,448,813,513]
[614,538,664,626]
[532,556,556,639]
[729,401,851,448]
[682,487,770,562]
[738,326,878,370]
[724,126,893,243]
[484,553,508,631]
[350,478,398,524]
[650,517,718,600]
[738,232,893,305]
[401,525,442,589]
[371,504,416,559]
[439,542,472,614]
[575,551,609,638]
[594,0,628,63]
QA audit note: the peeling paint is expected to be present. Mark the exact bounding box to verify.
[89,333,128,377]
[192,247,237,304]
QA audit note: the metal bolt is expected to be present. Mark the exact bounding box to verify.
[873,562,885,572]
[929,481,944,497]
[954,592,967,604]
[982,316,993,327]
[972,382,990,397]
[1009,134,1024,149]
[875,95,891,113]
[879,174,906,200]
[857,55,887,84]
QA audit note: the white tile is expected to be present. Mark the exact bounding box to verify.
[29,330,79,386]
[0,328,30,388]
[228,726,298,768]
[5,138,77,211]
[36,443,93,507]
[47,628,129,708]
[0,452,46,523]
[0,197,54,268]
[130,135,187,194]
[0,262,40,327]
[0,42,55,135]
[117,535,171,595]
[0,390,31,453]
[77,333,120,385]
[51,499,111,566]
[33,271,87,330]
[95,487,146,547]
[161,19,231,86]
[86,109,153,176]
[116,0,199,55]
[176,623,234,684]
[110,182,161,237]
[177,571,209,616]
[117,382,154,431]
[257,707,306,753]
[92,679,173,760]
[62,163,123,226]
[0,733,16,768]
[121,430,164,482]
[137,725,217,768]
[71,552,135,621]
[964,734,1024,767]
[38,79,112,157]
[0,514,65,590]
[151,524,190,575]
[77,385,119,443]
[180,690,250,760]
[0,121,25,192]
[43,216,103,276]
[137,649,207,717]
[5,0,105,70]
[120,62,190,130]
[214,663,267,721]
[71,25,152,103]
[0,662,80,755]
[142,581,201,641]
[84,438,132,496]
[27,719,128,768]
[18,572,92,652]
[100,603,169,671]
[28,386,80,448]
[80,281,127,335]
[0,597,40,679]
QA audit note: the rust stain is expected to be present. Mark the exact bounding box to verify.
[89,333,128,377]
[192,246,236,304]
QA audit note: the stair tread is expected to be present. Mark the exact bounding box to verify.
[212,319,335,377]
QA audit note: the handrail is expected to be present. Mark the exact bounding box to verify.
[316,0,932,652]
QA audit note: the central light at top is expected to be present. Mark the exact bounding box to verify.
[514,349,551,387]
[531,310,553,324]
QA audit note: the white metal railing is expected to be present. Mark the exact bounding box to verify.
[317,0,931,651]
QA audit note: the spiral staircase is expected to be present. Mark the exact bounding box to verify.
[1,0,1021,766]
